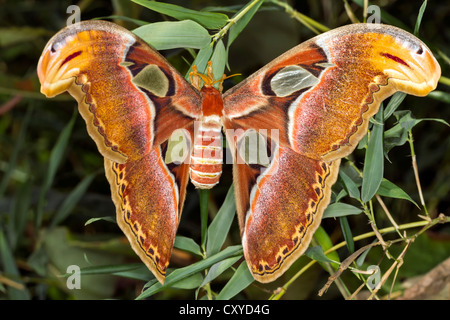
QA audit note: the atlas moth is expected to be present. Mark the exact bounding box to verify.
[37,20,440,284]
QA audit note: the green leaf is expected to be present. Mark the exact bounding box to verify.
[340,216,354,254]
[8,180,32,250]
[195,46,214,69]
[206,185,236,257]
[396,110,449,129]
[414,0,427,36]
[133,20,211,50]
[384,92,406,120]
[384,112,413,155]
[78,263,144,276]
[305,246,339,265]
[171,272,203,289]
[0,229,30,299]
[50,173,96,228]
[210,39,227,84]
[339,170,360,200]
[227,0,263,47]
[84,216,116,226]
[428,90,450,104]
[200,255,241,287]
[131,0,228,29]
[377,179,419,208]
[174,236,202,256]
[0,104,33,196]
[77,263,154,282]
[356,240,378,267]
[394,110,422,131]
[361,106,384,203]
[323,202,362,218]
[384,110,449,156]
[199,189,210,249]
[36,109,77,228]
[216,261,254,300]
[313,226,341,269]
[137,245,243,299]
[0,26,48,46]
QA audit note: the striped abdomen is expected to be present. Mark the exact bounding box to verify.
[189,120,223,189]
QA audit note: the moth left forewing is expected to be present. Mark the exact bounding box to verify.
[38,20,201,284]
[38,20,202,163]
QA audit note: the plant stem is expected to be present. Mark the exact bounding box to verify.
[269,0,329,34]
[212,0,263,43]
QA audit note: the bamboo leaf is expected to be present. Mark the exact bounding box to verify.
[313,226,341,269]
[0,229,30,299]
[206,185,236,257]
[84,216,116,226]
[384,92,407,120]
[78,263,154,281]
[174,236,202,256]
[36,109,77,228]
[133,20,211,50]
[340,216,354,254]
[137,245,243,299]
[210,39,227,84]
[50,172,96,228]
[377,179,419,208]
[361,106,384,203]
[185,45,213,79]
[216,261,254,300]
[0,104,33,196]
[199,189,210,249]
[200,255,241,287]
[339,170,361,200]
[8,180,32,250]
[385,110,449,156]
[323,202,362,218]
[414,0,427,36]
[171,272,203,289]
[305,246,339,265]
[428,90,450,104]
[227,0,263,47]
[131,0,228,29]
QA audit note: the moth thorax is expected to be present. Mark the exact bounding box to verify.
[189,120,223,189]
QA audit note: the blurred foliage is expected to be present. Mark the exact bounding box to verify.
[0,0,449,300]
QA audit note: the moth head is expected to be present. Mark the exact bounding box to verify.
[190,61,239,92]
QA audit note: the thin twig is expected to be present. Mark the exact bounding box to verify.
[318,242,380,296]
[408,131,428,216]
[367,240,412,300]
[269,0,329,34]
[211,0,263,43]
[272,215,449,299]
[375,194,402,237]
